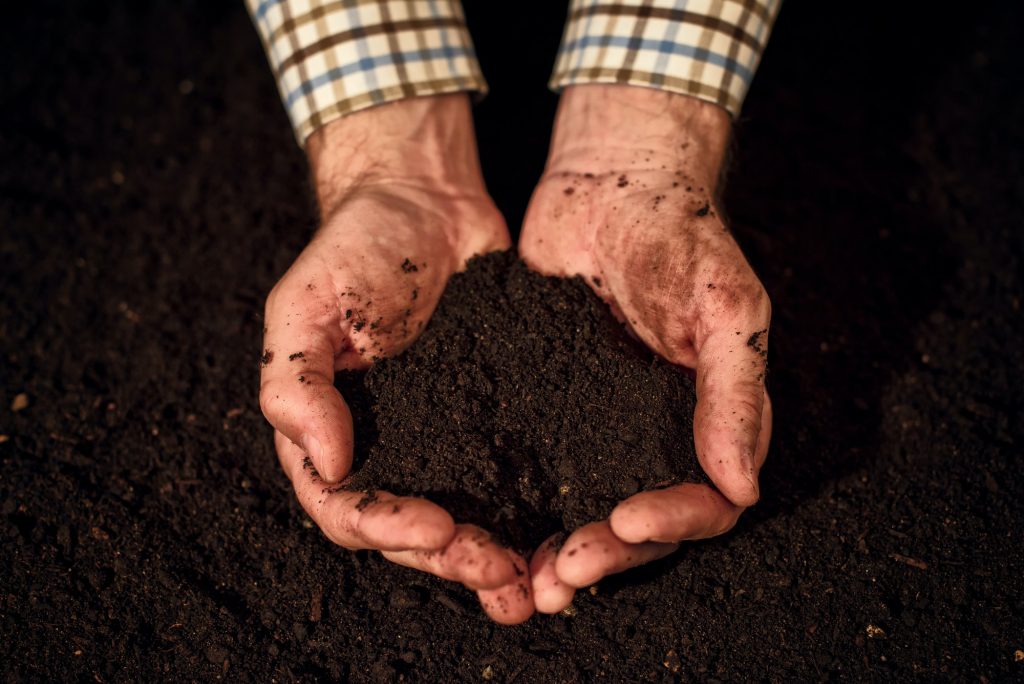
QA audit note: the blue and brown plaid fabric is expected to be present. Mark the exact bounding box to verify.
[246,0,486,143]
[552,0,781,116]
[246,0,780,144]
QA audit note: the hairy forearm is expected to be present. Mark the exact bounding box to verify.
[547,85,732,188]
[305,94,487,219]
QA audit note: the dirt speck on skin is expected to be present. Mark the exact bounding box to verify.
[343,251,703,552]
[301,456,320,480]
[355,490,379,511]
[747,329,768,358]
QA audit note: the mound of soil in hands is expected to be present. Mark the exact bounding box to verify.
[343,251,703,552]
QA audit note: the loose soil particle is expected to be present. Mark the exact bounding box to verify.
[344,251,703,552]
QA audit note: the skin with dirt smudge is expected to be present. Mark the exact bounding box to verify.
[520,84,772,613]
[259,87,770,625]
[258,94,534,625]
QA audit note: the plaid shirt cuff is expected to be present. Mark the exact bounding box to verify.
[246,0,487,144]
[551,0,781,116]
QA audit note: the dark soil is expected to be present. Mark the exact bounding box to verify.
[345,251,701,552]
[2,1,1024,682]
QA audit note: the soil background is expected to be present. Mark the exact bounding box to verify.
[2,1,1023,681]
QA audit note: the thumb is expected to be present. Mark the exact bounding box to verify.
[693,326,769,507]
[259,280,353,482]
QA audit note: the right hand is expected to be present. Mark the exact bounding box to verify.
[259,95,532,624]
[518,86,772,613]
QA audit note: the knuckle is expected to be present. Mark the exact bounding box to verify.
[331,521,362,550]
[264,278,290,318]
[322,526,361,551]
[258,381,286,422]
[258,388,273,419]
[700,277,757,316]
[697,262,771,322]
[731,387,765,425]
[751,283,772,322]
[476,560,506,587]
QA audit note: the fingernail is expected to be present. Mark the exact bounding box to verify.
[742,449,760,499]
[301,433,323,466]
[744,472,759,499]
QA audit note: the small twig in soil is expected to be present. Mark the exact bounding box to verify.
[890,553,928,570]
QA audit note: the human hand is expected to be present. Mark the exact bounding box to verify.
[519,85,772,612]
[260,95,533,624]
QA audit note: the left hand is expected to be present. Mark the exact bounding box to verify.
[519,85,772,613]
[259,95,533,624]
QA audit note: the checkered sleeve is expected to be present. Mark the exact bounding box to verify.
[245,0,487,144]
[551,0,782,116]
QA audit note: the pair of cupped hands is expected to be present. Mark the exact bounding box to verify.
[259,86,771,624]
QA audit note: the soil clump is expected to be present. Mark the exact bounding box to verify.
[344,251,702,552]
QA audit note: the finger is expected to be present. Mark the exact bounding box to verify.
[693,318,770,507]
[382,525,517,590]
[609,393,770,545]
[555,521,677,589]
[477,551,535,625]
[277,432,454,550]
[261,277,353,482]
[609,482,742,544]
[530,534,576,614]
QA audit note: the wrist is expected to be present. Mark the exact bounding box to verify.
[306,94,487,218]
[547,85,732,187]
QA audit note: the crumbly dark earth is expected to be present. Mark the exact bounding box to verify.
[2,1,1023,682]
[345,251,702,553]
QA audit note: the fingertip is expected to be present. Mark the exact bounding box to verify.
[478,552,534,625]
[356,497,455,551]
[530,534,575,614]
[475,552,517,590]
[299,433,331,480]
[304,432,349,484]
[450,527,517,590]
[260,371,354,483]
[478,581,534,625]
[696,427,761,509]
[608,500,655,544]
[481,599,533,625]
[533,582,574,614]
[407,505,457,549]
[553,523,619,588]
[555,550,602,589]
[305,394,355,483]
[717,472,760,508]
[742,472,761,506]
